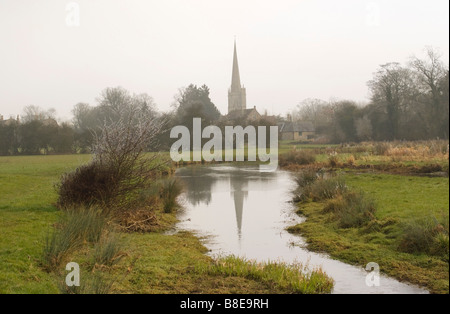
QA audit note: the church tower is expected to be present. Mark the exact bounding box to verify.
[228,41,247,114]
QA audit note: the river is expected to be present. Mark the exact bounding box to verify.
[175,165,428,294]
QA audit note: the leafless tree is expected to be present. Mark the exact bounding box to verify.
[58,91,167,209]
[90,104,167,207]
[355,115,373,141]
[410,47,449,138]
[22,105,56,123]
[368,63,416,139]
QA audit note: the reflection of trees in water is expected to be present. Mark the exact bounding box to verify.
[178,167,217,206]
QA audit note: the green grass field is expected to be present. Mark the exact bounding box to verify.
[1,152,448,293]
[0,154,332,294]
[0,155,91,293]
[288,172,449,294]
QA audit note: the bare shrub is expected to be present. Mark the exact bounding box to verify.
[57,162,120,208]
[57,106,167,209]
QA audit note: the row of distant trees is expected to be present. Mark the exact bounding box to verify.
[0,117,74,155]
[293,48,449,142]
[0,84,224,155]
[1,47,448,155]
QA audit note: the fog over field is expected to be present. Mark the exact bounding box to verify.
[0,0,448,120]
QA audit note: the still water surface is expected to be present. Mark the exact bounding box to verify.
[175,165,428,294]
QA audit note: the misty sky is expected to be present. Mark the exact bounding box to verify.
[0,0,449,121]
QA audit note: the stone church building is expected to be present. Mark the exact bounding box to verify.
[224,41,262,122]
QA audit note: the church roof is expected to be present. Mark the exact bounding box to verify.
[278,121,315,133]
[225,107,261,121]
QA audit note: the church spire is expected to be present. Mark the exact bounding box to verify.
[228,39,247,114]
[231,40,241,91]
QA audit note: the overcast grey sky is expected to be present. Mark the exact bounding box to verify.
[0,0,449,120]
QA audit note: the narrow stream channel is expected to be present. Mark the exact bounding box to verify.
[175,165,428,294]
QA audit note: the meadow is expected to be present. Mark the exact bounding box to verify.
[284,143,449,294]
[1,139,448,294]
[0,154,332,294]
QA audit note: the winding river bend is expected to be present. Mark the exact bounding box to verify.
[175,165,428,294]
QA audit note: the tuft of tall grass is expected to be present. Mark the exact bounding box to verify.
[42,228,81,271]
[399,214,449,261]
[41,206,108,271]
[432,233,449,261]
[159,178,183,213]
[293,171,347,203]
[308,177,347,201]
[200,256,334,294]
[294,168,319,188]
[324,191,377,228]
[93,234,124,267]
[63,207,109,243]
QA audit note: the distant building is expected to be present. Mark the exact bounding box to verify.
[0,115,20,126]
[0,115,58,127]
[226,106,261,123]
[41,118,58,127]
[278,121,315,141]
[225,40,262,123]
[224,40,278,125]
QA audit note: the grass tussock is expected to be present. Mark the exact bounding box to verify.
[160,178,183,214]
[42,207,109,271]
[323,191,377,228]
[93,234,125,268]
[293,170,347,203]
[399,214,449,261]
[200,256,334,294]
[308,177,347,201]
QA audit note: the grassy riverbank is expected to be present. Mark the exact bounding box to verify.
[0,155,333,294]
[279,140,449,175]
[287,172,449,294]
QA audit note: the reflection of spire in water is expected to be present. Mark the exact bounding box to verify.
[230,174,248,241]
